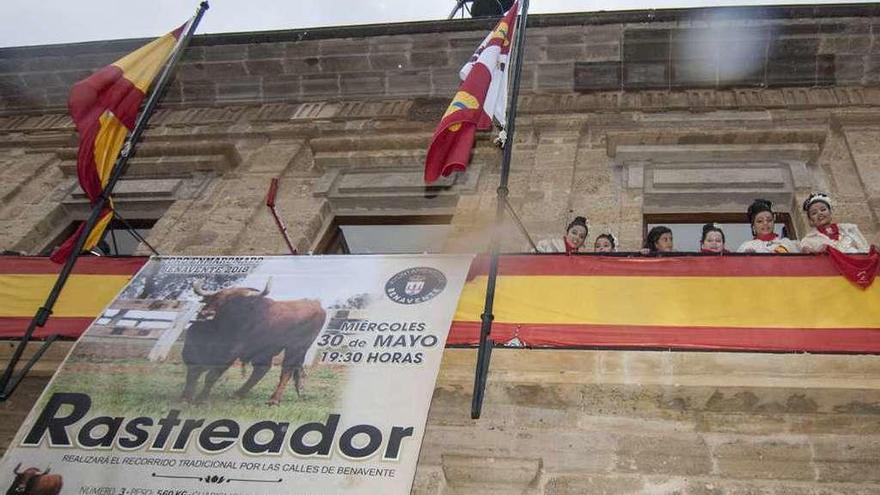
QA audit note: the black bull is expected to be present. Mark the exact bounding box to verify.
[6,464,62,495]
[181,279,326,405]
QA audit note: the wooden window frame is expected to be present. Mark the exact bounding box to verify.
[644,212,796,242]
[39,218,157,257]
[313,215,453,255]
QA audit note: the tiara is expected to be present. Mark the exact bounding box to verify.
[803,192,832,211]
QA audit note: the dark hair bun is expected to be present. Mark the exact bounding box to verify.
[747,199,773,223]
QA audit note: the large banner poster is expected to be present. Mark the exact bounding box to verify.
[1,254,472,495]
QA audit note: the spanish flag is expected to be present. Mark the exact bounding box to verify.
[0,256,146,338]
[424,1,519,183]
[449,255,880,353]
[50,25,186,263]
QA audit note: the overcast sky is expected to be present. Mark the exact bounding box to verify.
[0,0,871,48]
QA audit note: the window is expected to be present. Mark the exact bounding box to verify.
[645,213,795,252]
[40,219,156,257]
[315,216,452,254]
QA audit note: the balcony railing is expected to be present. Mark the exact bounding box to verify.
[2,253,878,353]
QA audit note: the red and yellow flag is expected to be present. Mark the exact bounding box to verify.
[0,256,146,338]
[50,25,185,263]
[450,255,880,353]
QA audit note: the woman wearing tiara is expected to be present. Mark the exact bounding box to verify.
[736,199,800,253]
[593,233,617,253]
[536,216,588,254]
[799,193,870,254]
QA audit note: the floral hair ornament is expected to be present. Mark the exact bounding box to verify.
[802,192,833,212]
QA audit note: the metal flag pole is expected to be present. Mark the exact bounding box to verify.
[471,0,529,419]
[0,1,210,401]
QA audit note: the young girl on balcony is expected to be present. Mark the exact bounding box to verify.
[736,199,800,253]
[643,226,674,254]
[594,233,617,253]
[536,216,588,254]
[700,223,727,254]
[799,193,870,254]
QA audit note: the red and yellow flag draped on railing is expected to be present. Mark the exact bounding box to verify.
[4,255,879,353]
[0,257,145,338]
[50,26,185,263]
[449,255,880,353]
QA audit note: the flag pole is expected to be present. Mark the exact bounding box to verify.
[471,0,529,419]
[0,1,210,401]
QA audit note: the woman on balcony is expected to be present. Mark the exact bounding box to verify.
[737,199,800,254]
[700,223,727,254]
[643,226,674,254]
[799,193,869,254]
[536,216,588,254]
[594,233,617,253]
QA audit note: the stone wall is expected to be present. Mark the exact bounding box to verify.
[2,4,880,493]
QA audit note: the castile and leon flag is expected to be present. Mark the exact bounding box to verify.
[424,1,520,183]
[50,24,187,263]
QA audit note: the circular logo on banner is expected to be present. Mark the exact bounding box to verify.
[385,267,447,304]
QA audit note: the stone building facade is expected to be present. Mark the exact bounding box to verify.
[2,4,880,493]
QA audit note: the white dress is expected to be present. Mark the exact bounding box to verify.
[736,236,801,254]
[800,223,869,254]
[535,238,580,253]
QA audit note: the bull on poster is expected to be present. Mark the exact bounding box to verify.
[1,255,473,495]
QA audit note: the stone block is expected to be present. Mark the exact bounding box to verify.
[386,70,430,97]
[320,55,371,73]
[536,63,573,91]
[817,54,836,86]
[718,55,766,88]
[262,75,300,100]
[544,474,644,495]
[623,62,669,90]
[624,41,671,63]
[441,454,541,491]
[615,433,713,475]
[245,59,284,76]
[370,52,409,71]
[215,78,262,102]
[671,58,718,88]
[545,44,587,63]
[834,54,865,84]
[411,50,449,68]
[812,436,880,483]
[710,437,814,480]
[770,37,820,58]
[339,72,385,96]
[178,61,248,78]
[582,43,620,62]
[767,57,817,87]
[283,57,321,74]
[202,43,248,62]
[247,42,286,59]
[301,74,340,97]
[179,80,217,104]
[319,39,364,56]
[820,35,872,55]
